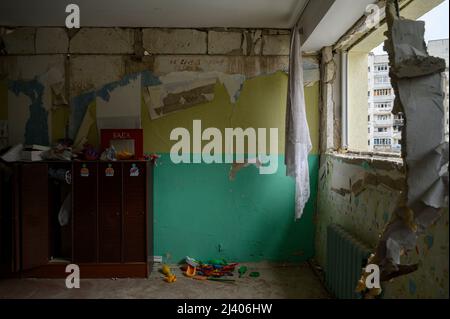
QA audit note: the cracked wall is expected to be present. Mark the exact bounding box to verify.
[0,26,321,263]
[316,154,449,298]
[314,0,449,299]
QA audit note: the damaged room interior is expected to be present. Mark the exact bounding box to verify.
[0,0,448,300]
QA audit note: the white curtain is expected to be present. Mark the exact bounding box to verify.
[285,25,312,220]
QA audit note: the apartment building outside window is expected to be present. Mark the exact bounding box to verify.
[345,2,448,157]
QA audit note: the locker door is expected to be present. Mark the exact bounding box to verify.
[73,162,98,263]
[98,162,122,262]
[21,164,49,270]
[123,162,147,262]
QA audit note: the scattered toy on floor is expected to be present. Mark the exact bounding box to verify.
[238,266,248,278]
[181,257,239,281]
[162,264,177,283]
[184,264,197,278]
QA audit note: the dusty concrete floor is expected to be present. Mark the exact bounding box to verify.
[0,262,330,299]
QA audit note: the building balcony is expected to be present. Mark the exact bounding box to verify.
[373,70,389,75]
[373,83,392,89]
[394,119,404,125]
[373,145,392,151]
[373,145,400,153]
[373,131,392,137]
[373,95,395,102]
[373,108,393,114]
[374,120,394,125]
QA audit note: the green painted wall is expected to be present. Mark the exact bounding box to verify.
[154,154,319,263]
[145,73,320,263]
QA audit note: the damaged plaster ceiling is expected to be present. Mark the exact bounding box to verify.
[0,0,381,52]
[0,0,308,28]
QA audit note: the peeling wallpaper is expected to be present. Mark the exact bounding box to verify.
[316,154,449,299]
[0,27,321,263]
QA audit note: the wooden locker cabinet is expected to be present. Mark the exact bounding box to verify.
[20,164,49,271]
[98,162,122,262]
[0,160,152,279]
[73,162,98,263]
[123,162,147,262]
[71,160,151,277]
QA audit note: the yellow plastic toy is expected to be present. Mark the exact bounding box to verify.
[162,264,177,283]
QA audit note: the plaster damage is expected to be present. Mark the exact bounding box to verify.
[145,71,245,120]
[1,27,318,148]
[0,55,65,145]
[357,1,449,295]
[316,154,449,299]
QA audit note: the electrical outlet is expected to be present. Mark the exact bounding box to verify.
[153,255,163,263]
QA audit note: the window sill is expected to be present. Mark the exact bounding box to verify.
[327,150,404,167]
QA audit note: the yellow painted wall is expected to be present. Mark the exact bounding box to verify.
[348,51,369,152]
[51,106,70,142]
[140,72,319,155]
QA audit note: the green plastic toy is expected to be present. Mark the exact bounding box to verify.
[238,266,248,278]
[249,271,260,278]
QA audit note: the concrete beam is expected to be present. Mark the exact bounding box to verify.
[36,28,68,54]
[143,29,207,54]
[70,28,135,54]
[2,27,35,54]
[208,31,243,55]
[262,34,290,56]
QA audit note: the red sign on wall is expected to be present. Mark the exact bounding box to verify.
[100,129,144,159]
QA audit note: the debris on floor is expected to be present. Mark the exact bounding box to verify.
[177,256,251,283]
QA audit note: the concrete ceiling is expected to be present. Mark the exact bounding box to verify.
[0,0,379,53]
[0,0,308,28]
[301,0,377,52]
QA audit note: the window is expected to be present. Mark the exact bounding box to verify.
[373,138,391,145]
[374,75,390,84]
[374,63,388,72]
[376,115,391,121]
[375,102,392,109]
[373,89,392,96]
[342,0,445,157]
